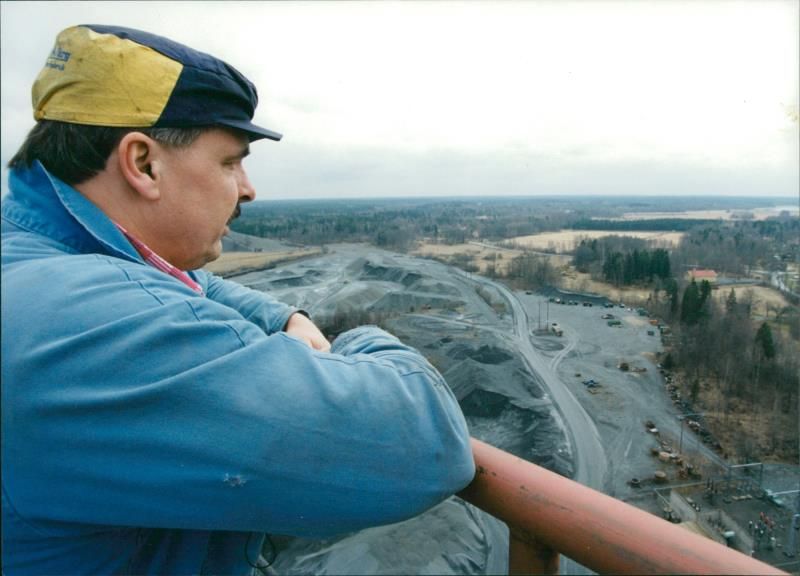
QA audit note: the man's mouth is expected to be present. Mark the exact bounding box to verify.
[227,204,241,226]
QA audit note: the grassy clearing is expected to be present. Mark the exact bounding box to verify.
[410,241,528,275]
[710,285,791,321]
[508,230,684,254]
[204,249,320,276]
[694,385,798,462]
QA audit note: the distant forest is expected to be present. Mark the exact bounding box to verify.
[233,197,574,249]
[573,218,717,231]
[233,195,796,252]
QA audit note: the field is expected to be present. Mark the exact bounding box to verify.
[507,230,685,253]
[614,206,799,221]
[410,241,529,275]
[203,248,320,277]
[710,285,792,320]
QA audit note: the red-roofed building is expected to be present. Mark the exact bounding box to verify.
[687,269,718,283]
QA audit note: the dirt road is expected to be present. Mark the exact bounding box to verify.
[467,272,607,490]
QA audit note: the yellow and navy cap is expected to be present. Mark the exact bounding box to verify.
[32,25,282,141]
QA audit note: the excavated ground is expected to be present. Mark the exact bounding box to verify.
[226,242,798,574]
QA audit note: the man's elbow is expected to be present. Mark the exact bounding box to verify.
[445,436,477,493]
[423,435,476,505]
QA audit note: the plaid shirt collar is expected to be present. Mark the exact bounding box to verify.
[113,221,205,296]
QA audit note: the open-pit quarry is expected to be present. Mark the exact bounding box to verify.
[219,242,798,575]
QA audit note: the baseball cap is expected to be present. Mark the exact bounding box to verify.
[31,24,282,141]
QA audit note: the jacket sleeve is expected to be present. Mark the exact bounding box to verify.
[196,269,298,334]
[4,272,475,538]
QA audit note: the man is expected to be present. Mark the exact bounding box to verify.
[1,25,474,575]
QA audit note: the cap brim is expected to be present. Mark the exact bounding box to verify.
[219,119,283,142]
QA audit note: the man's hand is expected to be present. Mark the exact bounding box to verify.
[284,313,331,352]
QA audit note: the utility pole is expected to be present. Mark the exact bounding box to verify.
[784,490,800,558]
[538,301,542,331]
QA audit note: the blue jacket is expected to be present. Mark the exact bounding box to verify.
[1,162,475,575]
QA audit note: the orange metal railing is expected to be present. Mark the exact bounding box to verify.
[458,438,788,575]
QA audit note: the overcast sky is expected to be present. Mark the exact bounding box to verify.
[2,0,798,200]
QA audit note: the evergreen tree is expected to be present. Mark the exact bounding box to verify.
[603,252,624,286]
[602,247,672,286]
[634,249,651,282]
[690,378,700,404]
[725,288,738,314]
[573,242,596,272]
[699,279,712,306]
[651,249,671,279]
[623,252,634,284]
[755,322,776,360]
[665,278,680,316]
[681,280,701,325]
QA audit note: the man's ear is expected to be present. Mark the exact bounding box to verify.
[117,132,161,201]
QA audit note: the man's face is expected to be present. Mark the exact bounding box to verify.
[154,128,255,270]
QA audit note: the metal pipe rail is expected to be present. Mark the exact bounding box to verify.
[458,438,787,575]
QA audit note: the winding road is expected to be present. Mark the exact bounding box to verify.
[456,270,607,489]
[455,271,605,575]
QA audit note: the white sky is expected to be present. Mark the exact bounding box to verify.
[2,0,798,199]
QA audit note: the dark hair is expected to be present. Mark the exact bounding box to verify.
[8,120,207,185]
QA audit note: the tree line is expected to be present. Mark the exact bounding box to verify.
[571,237,672,287]
[573,217,717,232]
[671,218,798,276]
[569,218,798,291]
[651,282,798,461]
[231,197,583,251]
[601,248,671,286]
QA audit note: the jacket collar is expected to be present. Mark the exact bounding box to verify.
[2,161,143,264]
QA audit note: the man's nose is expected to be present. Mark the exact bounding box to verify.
[238,169,256,202]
